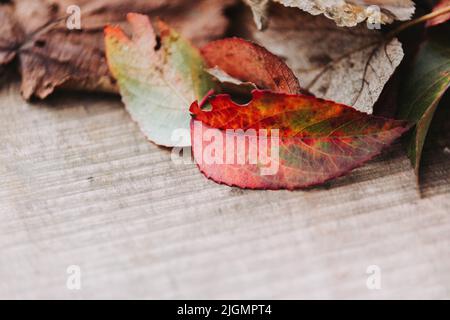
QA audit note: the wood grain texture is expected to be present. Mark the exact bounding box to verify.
[0,80,449,299]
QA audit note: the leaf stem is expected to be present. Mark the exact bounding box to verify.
[386,5,450,39]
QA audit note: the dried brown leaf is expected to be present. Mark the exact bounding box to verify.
[245,4,404,113]
[1,0,235,99]
[0,4,23,66]
[244,0,415,28]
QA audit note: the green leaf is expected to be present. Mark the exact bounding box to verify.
[398,33,450,175]
[105,13,215,147]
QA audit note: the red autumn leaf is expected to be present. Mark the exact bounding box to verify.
[190,90,410,190]
[426,0,450,27]
[201,38,303,94]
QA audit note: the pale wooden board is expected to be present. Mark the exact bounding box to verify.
[0,80,449,299]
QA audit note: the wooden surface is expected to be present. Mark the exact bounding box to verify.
[0,80,449,299]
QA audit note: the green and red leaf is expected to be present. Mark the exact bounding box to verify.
[105,13,215,147]
[190,90,411,190]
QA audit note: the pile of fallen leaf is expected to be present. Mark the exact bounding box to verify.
[1,0,449,189]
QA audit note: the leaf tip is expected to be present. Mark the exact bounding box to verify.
[189,100,201,116]
[126,12,148,25]
[155,18,171,36]
[104,25,126,41]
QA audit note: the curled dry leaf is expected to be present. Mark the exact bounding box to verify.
[207,66,257,88]
[1,0,234,99]
[244,0,415,28]
[246,4,404,114]
[201,37,303,94]
[206,66,259,100]
[105,13,214,147]
[398,32,450,175]
[190,90,410,190]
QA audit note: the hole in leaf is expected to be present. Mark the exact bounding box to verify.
[154,36,161,51]
[34,40,46,48]
[229,92,253,105]
[217,82,254,105]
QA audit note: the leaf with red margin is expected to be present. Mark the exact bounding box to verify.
[201,38,303,94]
[190,90,411,190]
[105,13,215,147]
[426,0,450,28]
